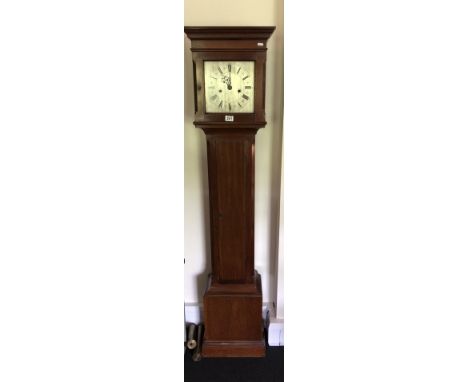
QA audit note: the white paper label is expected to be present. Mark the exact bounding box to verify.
[225,115,234,122]
[257,42,264,46]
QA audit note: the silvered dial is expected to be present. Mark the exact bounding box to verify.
[204,61,255,113]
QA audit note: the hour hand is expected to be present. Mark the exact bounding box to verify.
[224,75,232,90]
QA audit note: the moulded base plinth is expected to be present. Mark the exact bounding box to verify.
[201,271,266,358]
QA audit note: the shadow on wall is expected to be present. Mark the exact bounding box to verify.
[197,136,211,302]
[184,36,212,302]
[267,3,284,310]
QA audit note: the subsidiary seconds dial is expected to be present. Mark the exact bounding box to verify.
[204,61,255,113]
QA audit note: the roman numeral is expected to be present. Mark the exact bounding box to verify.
[218,66,223,75]
[245,86,252,89]
[229,103,231,111]
[211,76,217,80]
[218,100,223,108]
[242,75,249,80]
[242,94,249,100]
[238,102,242,108]
[228,64,231,72]
[237,67,241,74]
[210,95,217,101]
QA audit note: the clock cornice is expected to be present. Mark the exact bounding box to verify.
[184,26,275,41]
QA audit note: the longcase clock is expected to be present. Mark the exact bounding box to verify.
[184,26,275,358]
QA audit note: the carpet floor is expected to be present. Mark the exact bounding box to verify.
[184,345,284,382]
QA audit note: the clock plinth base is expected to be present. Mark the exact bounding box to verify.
[201,271,266,358]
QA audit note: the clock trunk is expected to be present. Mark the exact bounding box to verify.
[206,131,255,284]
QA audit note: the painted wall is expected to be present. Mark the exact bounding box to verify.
[184,0,284,309]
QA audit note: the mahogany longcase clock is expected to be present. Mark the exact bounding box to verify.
[184,26,275,358]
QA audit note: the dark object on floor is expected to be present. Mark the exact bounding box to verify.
[185,345,284,382]
[186,323,197,350]
[192,324,204,362]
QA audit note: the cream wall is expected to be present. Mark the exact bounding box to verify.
[184,0,284,311]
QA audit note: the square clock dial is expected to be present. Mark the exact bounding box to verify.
[204,61,255,113]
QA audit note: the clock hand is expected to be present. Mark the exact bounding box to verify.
[222,75,231,88]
